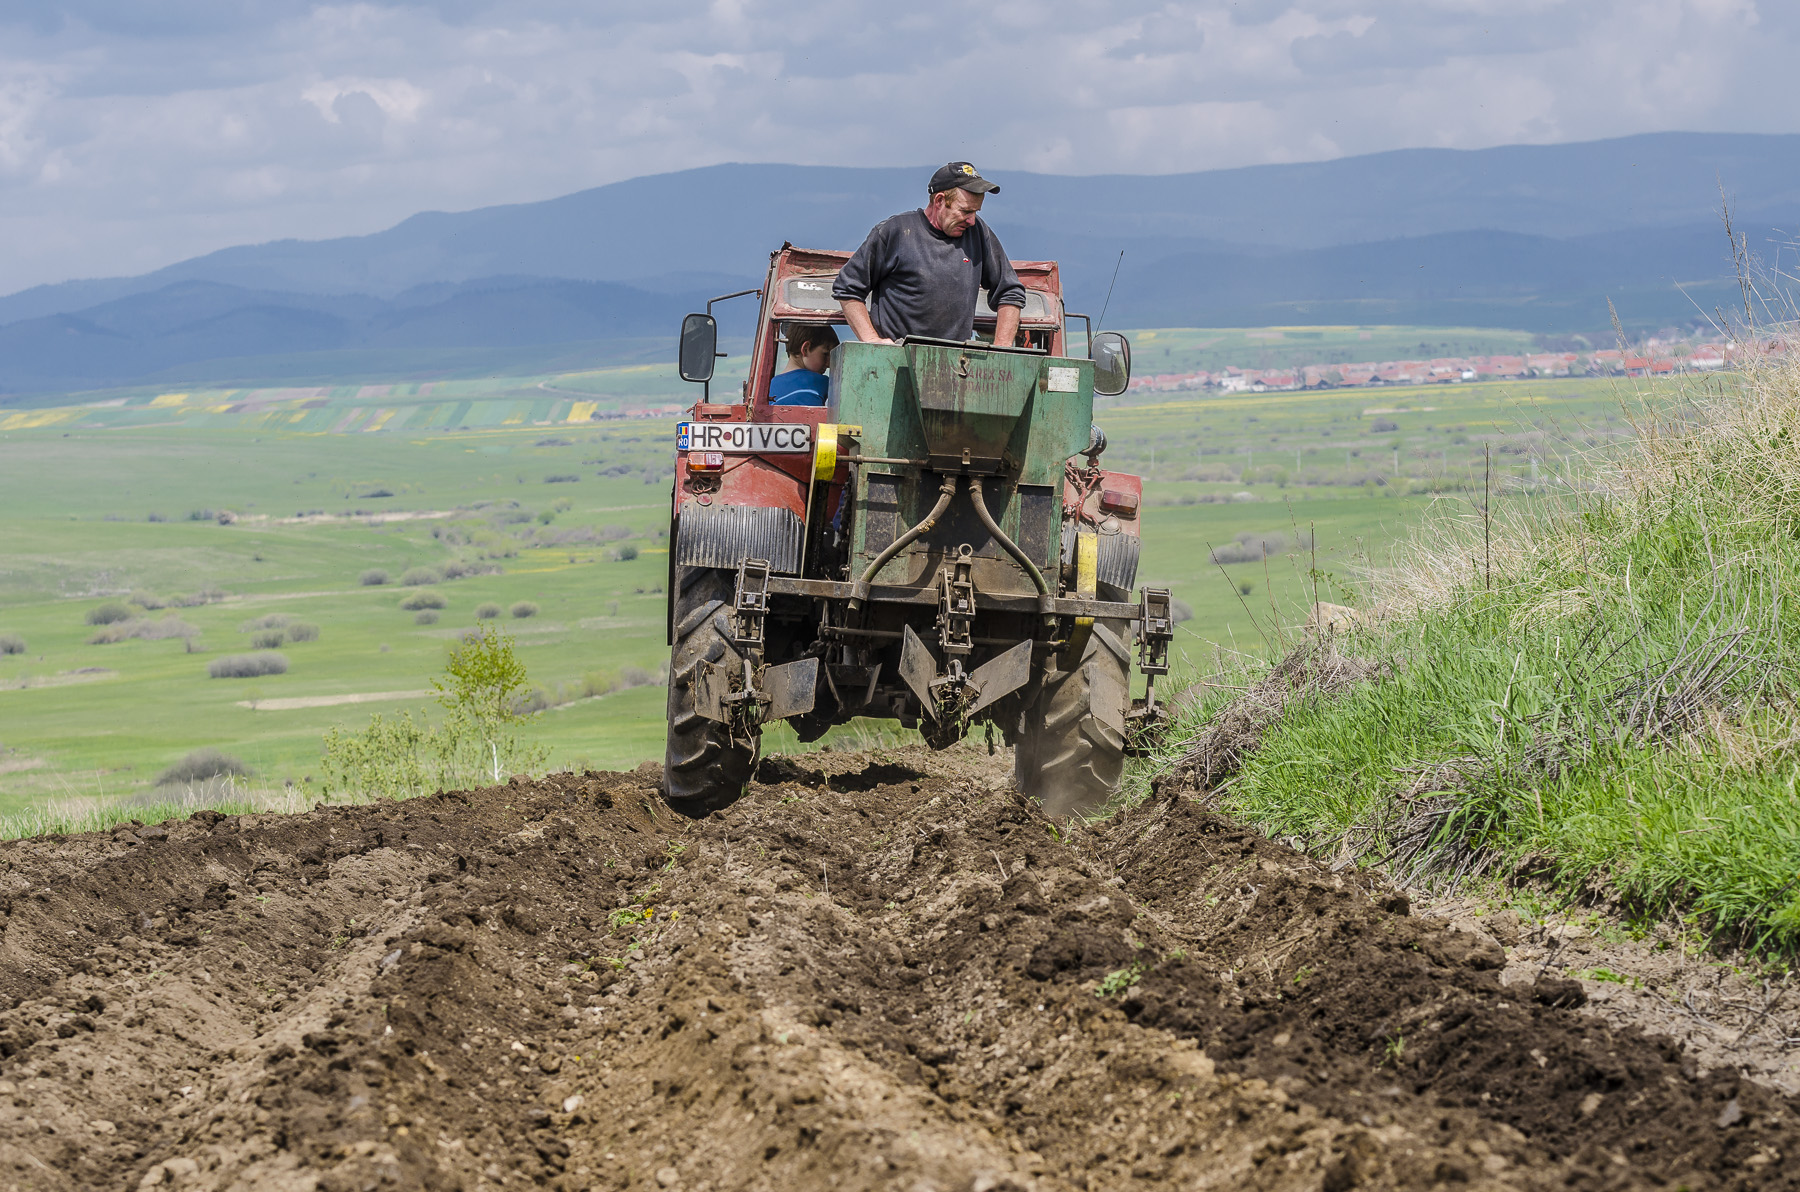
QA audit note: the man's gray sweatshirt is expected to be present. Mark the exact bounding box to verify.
[832,210,1026,341]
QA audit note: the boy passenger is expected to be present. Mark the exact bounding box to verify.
[768,322,839,406]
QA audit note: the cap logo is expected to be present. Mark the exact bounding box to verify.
[961,164,975,175]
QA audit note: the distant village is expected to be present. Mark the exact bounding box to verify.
[1125,335,1739,395]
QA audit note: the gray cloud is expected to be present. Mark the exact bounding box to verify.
[0,0,1788,293]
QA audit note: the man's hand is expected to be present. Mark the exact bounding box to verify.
[840,299,893,345]
[993,304,1021,348]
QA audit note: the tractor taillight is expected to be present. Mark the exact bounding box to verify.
[687,451,724,472]
[1099,488,1139,516]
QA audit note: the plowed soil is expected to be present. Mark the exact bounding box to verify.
[0,748,1793,1191]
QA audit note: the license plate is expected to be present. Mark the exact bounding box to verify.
[676,421,814,454]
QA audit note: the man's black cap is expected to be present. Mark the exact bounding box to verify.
[929,161,999,196]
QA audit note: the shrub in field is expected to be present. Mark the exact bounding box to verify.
[156,748,248,786]
[0,634,25,655]
[510,601,539,619]
[209,653,288,679]
[130,591,167,610]
[284,622,320,643]
[399,590,447,611]
[360,569,390,586]
[240,613,293,632]
[414,610,440,625]
[1208,530,1309,565]
[89,616,198,645]
[321,624,546,798]
[172,586,226,607]
[86,602,133,626]
[250,630,286,649]
[544,474,579,484]
[616,544,639,561]
[475,602,501,620]
[401,566,443,586]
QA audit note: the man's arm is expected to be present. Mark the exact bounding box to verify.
[833,219,893,343]
[993,304,1020,348]
[977,219,1027,348]
[840,299,892,345]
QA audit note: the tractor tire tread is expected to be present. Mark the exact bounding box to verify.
[1014,618,1132,815]
[663,569,757,816]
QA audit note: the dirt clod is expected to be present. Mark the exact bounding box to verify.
[0,746,1794,1190]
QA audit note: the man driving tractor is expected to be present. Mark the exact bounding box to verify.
[833,161,1027,348]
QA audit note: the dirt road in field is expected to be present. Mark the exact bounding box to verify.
[0,749,1792,1191]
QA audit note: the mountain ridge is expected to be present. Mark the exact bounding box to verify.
[1,131,1791,395]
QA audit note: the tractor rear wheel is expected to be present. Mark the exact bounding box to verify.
[662,566,758,816]
[1014,619,1132,816]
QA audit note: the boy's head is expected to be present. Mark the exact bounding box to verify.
[784,322,840,373]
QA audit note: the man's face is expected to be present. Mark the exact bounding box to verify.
[927,188,984,237]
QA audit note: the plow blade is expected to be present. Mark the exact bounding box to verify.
[692,658,820,725]
[966,640,1034,718]
[693,660,732,725]
[763,657,819,722]
[899,626,939,720]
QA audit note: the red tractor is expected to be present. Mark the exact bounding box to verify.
[663,246,1172,816]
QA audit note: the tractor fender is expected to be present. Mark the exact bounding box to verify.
[1063,470,1143,593]
[673,457,809,576]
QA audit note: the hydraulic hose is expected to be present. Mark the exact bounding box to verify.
[968,476,1052,602]
[850,473,960,609]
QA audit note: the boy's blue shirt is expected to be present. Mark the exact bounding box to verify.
[769,369,829,406]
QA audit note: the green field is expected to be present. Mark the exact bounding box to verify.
[1117,325,1544,377]
[0,334,1648,817]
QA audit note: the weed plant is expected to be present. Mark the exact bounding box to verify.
[1167,333,1800,952]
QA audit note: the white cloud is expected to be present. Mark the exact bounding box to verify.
[0,0,1790,292]
[301,78,427,124]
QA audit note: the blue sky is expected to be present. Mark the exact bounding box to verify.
[0,0,1791,293]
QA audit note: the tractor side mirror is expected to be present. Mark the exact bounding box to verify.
[678,313,718,383]
[1091,331,1131,396]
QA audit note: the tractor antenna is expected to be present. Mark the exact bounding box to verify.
[1096,250,1123,329]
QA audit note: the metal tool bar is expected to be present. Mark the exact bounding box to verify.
[839,454,929,467]
[766,576,1138,620]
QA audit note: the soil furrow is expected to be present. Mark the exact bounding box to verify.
[0,750,1789,1190]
